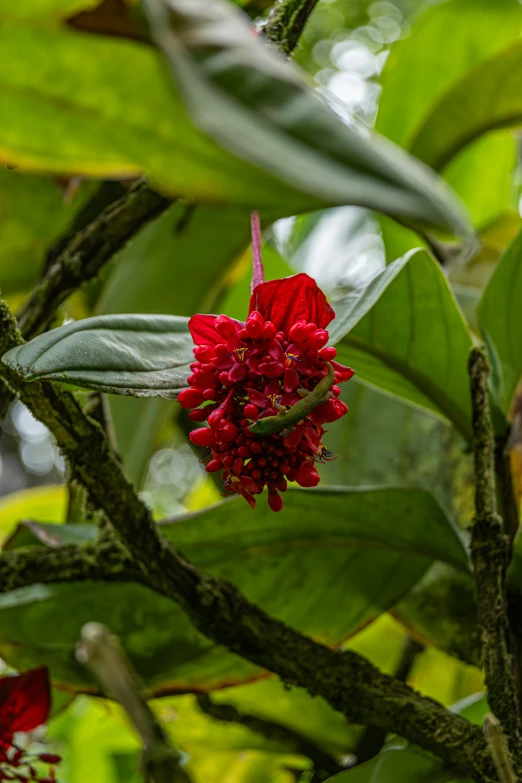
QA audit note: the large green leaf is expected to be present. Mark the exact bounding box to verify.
[2,314,193,398]
[0,486,468,693]
[329,250,474,440]
[0,1,469,234]
[409,42,522,172]
[0,0,99,20]
[376,0,521,227]
[477,227,522,415]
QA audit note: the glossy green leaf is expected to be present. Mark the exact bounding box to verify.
[0,486,468,693]
[409,42,522,172]
[477,227,522,414]
[0,2,469,234]
[0,485,66,544]
[2,314,193,398]
[329,250,474,440]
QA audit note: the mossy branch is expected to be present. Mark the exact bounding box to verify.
[17,178,171,340]
[468,346,522,769]
[261,0,319,55]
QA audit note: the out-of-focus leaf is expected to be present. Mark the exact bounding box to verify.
[409,43,522,172]
[0,1,469,234]
[0,486,468,693]
[376,0,520,227]
[0,169,93,297]
[477,227,522,415]
[392,564,480,668]
[0,0,100,20]
[0,485,66,544]
[143,0,470,235]
[329,250,473,440]
[2,314,193,398]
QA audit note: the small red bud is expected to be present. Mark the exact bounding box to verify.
[263,321,277,339]
[308,329,329,350]
[178,388,205,409]
[205,459,223,472]
[293,466,321,487]
[319,346,337,361]
[215,315,239,338]
[190,427,215,446]
[38,754,62,765]
[188,408,208,422]
[244,403,259,419]
[268,492,283,512]
[289,321,308,342]
[233,457,244,476]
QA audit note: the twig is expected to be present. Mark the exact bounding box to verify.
[468,346,522,769]
[484,713,518,783]
[77,622,191,783]
[261,0,319,55]
[17,178,171,339]
[196,694,341,781]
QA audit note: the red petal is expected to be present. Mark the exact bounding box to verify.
[0,668,50,733]
[189,314,243,346]
[249,273,335,332]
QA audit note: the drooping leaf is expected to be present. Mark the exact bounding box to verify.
[477,227,522,415]
[2,314,193,398]
[0,486,468,693]
[143,0,470,235]
[0,0,469,234]
[328,250,473,440]
[409,42,522,173]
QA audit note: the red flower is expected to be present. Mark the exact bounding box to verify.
[181,273,354,511]
[0,668,60,783]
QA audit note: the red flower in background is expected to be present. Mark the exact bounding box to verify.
[180,273,354,511]
[0,667,60,783]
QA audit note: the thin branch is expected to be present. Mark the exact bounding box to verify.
[77,622,191,783]
[484,713,517,783]
[0,300,498,781]
[17,178,171,339]
[196,694,341,781]
[468,346,522,769]
[250,211,264,292]
[261,0,319,55]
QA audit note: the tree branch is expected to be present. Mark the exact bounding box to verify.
[196,694,342,781]
[468,346,521,769]
[0,300,499,781]
[261,0,319,55]
[16,178,171,340]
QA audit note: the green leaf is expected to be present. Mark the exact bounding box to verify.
[0,485,66,544]
[0,486,468,693]
[2,314,193,398]
[329,250,473,440]
[0,0,99,20]
[376,0,521,227]
[477,227,522,415]
[409,42,522,172]
[0,3,469,234]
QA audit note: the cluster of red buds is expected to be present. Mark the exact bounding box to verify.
[0,669,60,783]
[179,274,354,511]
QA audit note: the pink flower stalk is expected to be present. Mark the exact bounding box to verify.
[0,668,61,783]
[179,273,354,512]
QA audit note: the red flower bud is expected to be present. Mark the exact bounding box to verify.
[268,492,283,512]
[289,321,308,342]
[308,329,329,350]
[319,346,337,361]
[189,428,215,446]
[293,466,321,487]
[178,388,205,409]
[188,408,208,422]
[206,459,223,472]
[38,754,62,765]
[244,403,259,419]
[263,321,277,339]
[215,315,239,338]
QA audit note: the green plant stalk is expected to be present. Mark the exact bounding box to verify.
[262,0,319,55]
[468,346,522,771]
[249,362,335,436]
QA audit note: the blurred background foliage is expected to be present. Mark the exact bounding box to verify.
[3,0,522,779]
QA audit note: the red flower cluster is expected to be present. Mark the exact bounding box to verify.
[0,668,60,783]
[179,274,354,511]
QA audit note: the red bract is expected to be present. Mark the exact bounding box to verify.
[182,273,354,511]
[0,668,60,783]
